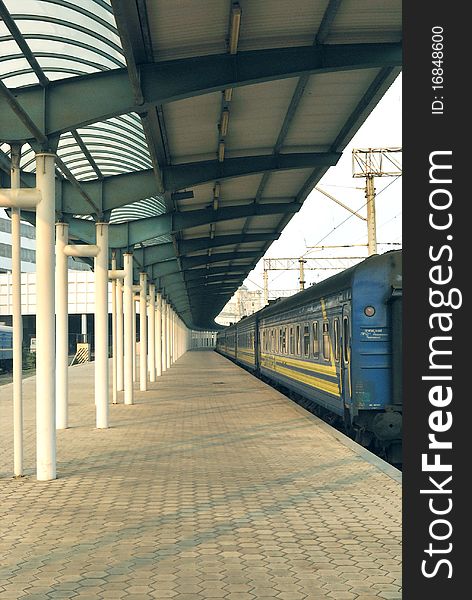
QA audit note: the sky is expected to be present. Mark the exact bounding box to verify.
[241,73,402,298]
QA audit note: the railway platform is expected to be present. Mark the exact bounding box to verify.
[0,350,401,600]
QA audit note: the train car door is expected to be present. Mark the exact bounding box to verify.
[341,305,352,418]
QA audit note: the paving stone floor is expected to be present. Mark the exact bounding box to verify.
[0,350,401,599]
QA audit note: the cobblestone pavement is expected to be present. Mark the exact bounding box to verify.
[0,350,401,599]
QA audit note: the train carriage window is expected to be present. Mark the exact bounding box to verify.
[312,321,319,358]
[322,322,330,361]
[281,328,286,354]
[276,328,279,353]
[289,327,294,355]
[343,316,350,362]
[303,324,310,356]
[295,325,301,355]
[334,318,340,362]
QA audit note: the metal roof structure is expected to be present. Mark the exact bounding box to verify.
[0,0,402,329]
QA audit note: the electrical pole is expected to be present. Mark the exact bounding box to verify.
[352,147,402,256]
[365,175,377,255]
[299,258,306,291]
[263,267,268,306]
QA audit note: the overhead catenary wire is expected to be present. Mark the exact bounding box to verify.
[266,175,401,288]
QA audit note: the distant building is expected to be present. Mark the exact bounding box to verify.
[216,285,263,326]
[0,212,90,274]
[1,211,91,352]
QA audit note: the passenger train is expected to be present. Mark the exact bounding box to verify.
[0,324,13,372]
[216,251,402,463]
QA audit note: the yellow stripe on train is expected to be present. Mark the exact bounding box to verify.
[261,358,340,396]
[260,352,337,378]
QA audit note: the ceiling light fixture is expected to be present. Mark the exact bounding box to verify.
[218,141,225,162]
[229,3,242,55]
[219,109,230,136]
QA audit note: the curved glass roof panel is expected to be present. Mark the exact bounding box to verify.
[0,0,123,86]
[0,0,164,227]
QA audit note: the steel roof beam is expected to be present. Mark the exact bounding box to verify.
[22,202,301,249]
[61,202,300,247]
[16,152,332,214]
[164,152,339,191]
[185,279,244,292]
[163,279,242,295]
[180,232,278,253]
[71,130,104,180]
[130,232,278,266]
[143,250,258,281]
[182,266,247,282]
[0,43,402,141]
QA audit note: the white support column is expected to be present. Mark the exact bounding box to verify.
[175,318,178,360]
[123,253,134,405]
[95,223,109,428]
[132,297,137,382]
[55,222,69,430]
[35,153,56,481]
[81,313,87,341]
[176,318,180,360]
[171,311,174,364]
[155,292,162,377]
[172,311,175,362]
[139,273,147,392]
[166,304,171,370]
[116,276,124,392]
[148,283,156,383]
[111,254,118,404]
[161,299,167,373]
[174,314,177,360]
[10,145,23,477]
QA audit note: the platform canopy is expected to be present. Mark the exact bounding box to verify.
[0,0,401,329]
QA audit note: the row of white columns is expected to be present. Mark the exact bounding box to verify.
[0,151,190,481]
[110,266,189,405]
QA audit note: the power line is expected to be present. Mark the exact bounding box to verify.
[304,175,401,256]
[268,175,401,287]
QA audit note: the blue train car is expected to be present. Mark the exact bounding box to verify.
[216,251,402,462]
[235,313,258,370]
[0,324,13,371]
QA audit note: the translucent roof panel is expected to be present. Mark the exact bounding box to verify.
[0,1,162,225]
[0,0,123,87]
